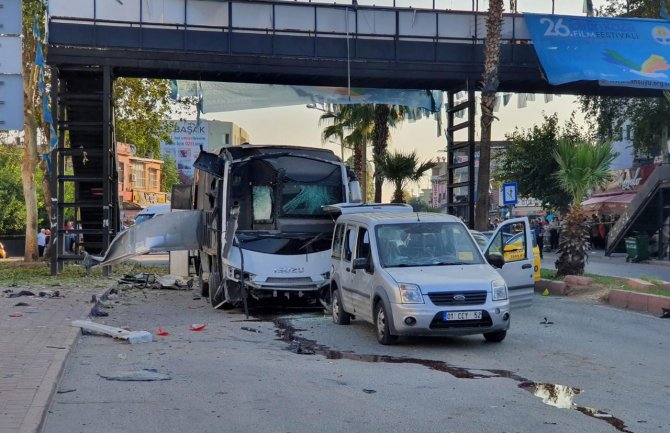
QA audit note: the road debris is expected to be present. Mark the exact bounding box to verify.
[39,290,61,298]
[157,327,169,336]
[90,305,109,317]
[98,369,171,382]
[118,273,156,289]
[14,302,30,307]
[9,312,23,317]
[540,317,555,325]
[661,308,670,319]
[57,388,76,394]
[189,323,207,331]
[7,290,36,298]
[362,389,377,394]
[241,326,261,333]
[156,275,193,290]
[289,340,314,355]
[71,320,152,344]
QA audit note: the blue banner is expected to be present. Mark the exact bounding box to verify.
[525,14,670,90]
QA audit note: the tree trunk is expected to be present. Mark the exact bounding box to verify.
[475,0,504,231]
[22,111,40,262]
[372,105,390,203]
[353,143,364,200]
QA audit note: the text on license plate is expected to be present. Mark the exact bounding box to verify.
[443,310,482,321]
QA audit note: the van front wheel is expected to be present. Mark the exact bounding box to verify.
[332,289,350,325]
[374,301,397,345]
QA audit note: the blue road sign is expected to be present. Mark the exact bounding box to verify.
[502,182,518,206]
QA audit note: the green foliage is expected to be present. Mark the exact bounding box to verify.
[0,145,50,234]
[408,197,440,213]
[494,114,588,212]
[161,153,181,194]
[553,139,618,207]
[580,0,669,157]
[374,151,436,203]
[114,78,175,158]
[553,138,617,277]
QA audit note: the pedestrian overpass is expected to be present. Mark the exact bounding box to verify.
[45,0,662,273]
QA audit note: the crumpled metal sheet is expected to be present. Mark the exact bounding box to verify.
[84,210,203,269]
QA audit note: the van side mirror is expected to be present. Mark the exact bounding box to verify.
[486,252,505,269]
[352,257,370,270]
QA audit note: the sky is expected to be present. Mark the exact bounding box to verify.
[204,0,608,200]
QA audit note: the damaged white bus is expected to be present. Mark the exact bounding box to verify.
[87,145,361,311]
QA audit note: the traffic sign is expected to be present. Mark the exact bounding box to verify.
[502,182,518,206]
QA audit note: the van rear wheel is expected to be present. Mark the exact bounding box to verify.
[332,289,350,325]
[374,301,397,345]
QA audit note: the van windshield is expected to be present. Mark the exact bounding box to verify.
[375,222,484,268]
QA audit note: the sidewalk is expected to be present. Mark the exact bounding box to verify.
[541,249,670,281]
[0,287,99,433]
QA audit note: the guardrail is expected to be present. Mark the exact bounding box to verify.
[48,0,531,47]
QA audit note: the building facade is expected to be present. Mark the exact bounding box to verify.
[117,142,168,218]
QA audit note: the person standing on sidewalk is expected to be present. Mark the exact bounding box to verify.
[535,220,544,259]
[37,229,46,257]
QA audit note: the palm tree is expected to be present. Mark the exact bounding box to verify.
[553,139,617,276]
[374,151,436,203]
[475,0,504,231]
[319,104,374,199]
[372,105,406,202]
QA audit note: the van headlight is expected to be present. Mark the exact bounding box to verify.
[399,283,424,304]
[492,279,508,301]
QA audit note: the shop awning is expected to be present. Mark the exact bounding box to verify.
[581,192,636,213]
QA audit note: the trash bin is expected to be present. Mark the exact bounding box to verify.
[625,233,650,262]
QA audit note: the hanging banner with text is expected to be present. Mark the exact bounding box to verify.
[525,14,670,90]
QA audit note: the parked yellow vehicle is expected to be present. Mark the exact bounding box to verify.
[503,233,541,282]
[474,231,541,282]
[0,242,7,259]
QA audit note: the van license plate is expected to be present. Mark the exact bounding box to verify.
[444,311,482,321]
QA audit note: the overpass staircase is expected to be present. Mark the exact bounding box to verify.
[606,164,670,257]
[50,67,118,274]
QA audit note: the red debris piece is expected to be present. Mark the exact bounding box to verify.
[156,327,169,336]
[9,312,23,318]
[189,323,207,332]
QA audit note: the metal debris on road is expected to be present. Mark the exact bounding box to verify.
[57,388,76,394]
[241,326,261,333]
[157,327,169,336]
[8,312,23,317]
[97,369,171,382]
[14,302,30,307]
[540,317,555,325]
[71,320,153,344]
[362,389,377,394]
[39,290,61,298]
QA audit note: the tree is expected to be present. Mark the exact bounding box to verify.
[320,104,374,199]
[19,0,47,261]
[114,78,183,159]
[494,114,590,212]
[553,139,617,276]
[374,150,436,204]
[580,0,668,157]
[475,0,504,231]
[161,154,180,194]
[371,105,405,202]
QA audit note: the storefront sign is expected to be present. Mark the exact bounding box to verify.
[160,120,209,182]
[133,191,168,207]
[598,164,656,193]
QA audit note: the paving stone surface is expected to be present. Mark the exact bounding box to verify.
[0,288,99,433]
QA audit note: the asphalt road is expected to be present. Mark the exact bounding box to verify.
[44,289,670,433]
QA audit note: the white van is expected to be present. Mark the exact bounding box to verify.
[329,212,534,345]
[134,204,171,225]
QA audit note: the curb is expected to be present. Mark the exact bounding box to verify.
[535,279,670,317]
[30,286,115,433]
